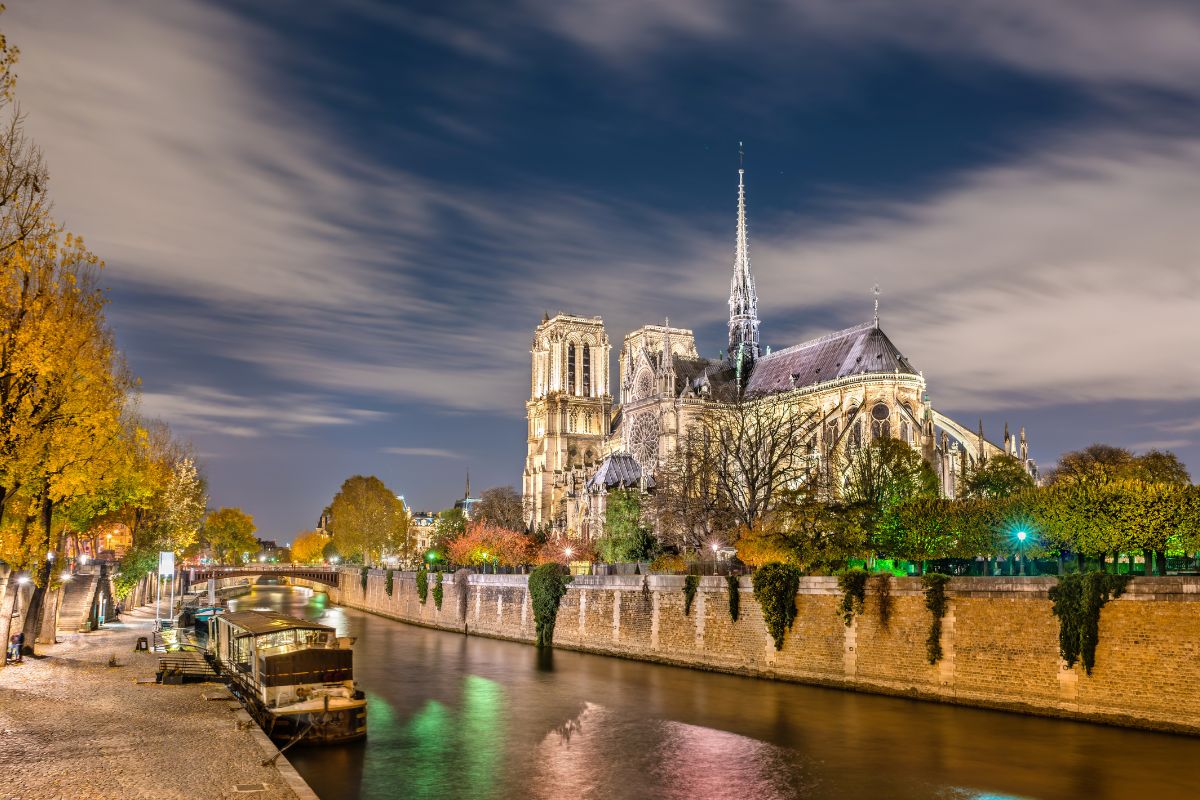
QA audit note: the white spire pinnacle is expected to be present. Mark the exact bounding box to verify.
[728,141,760,360]
[873,283,880,328]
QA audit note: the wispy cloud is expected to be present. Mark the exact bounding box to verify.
[381,447,462,459]
[140,387,385,438]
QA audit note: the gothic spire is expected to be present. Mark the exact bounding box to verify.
[728,141,760,361]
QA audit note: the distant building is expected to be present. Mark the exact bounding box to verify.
[453,469,481,520]
[411,511,437,553]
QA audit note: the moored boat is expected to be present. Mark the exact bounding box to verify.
[209,610,366,744]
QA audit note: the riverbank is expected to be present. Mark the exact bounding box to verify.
[0,603,317,800]
[294,569,1200,736]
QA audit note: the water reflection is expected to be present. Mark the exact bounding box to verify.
[238,586,1199,800]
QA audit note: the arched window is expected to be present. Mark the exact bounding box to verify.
[871,403,890,439]
[567,343,577,395]
[583,345,591,396]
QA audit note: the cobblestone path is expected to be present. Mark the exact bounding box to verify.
[0,604,308,800]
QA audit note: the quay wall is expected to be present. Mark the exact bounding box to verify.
[291,569,1200,735]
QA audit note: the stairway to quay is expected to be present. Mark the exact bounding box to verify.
[0,603,317,800]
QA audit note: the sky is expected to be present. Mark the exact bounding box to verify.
[5,1,1199,542]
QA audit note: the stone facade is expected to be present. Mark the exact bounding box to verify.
[296,569,1200,735]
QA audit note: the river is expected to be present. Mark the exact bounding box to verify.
[229,584,1199,800]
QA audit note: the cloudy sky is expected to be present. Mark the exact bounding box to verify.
[6,1,1199,540]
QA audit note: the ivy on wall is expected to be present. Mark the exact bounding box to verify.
[385,569,394,597]
[433,571,444,609]
[922,573,951,664]
[875,573,892,630]
[683,575,700,616]
[416,565,429,604]
[726,574,740,622]
[838,568,869,626]
[360,566,369,592]
[1048,572,1130,675]
[529,563,573,647]
[752,562,802,651]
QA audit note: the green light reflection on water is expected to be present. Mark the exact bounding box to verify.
[461,675,505,795]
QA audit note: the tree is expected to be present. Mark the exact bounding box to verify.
[962,454,1036,499]
[446,521,531,567]
[327,475,409,565]
[431,507,465,558]
[1046,444,1135,486]
[687,398,821,533]
[291,529,329,563]
[842,437,939,546]
[740,488,868,572]
[651,425,738,552]
[596,489,657,563]
[474,487,525,532]
[199,507,257,564]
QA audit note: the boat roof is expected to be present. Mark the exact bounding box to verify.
[219,610,333,636]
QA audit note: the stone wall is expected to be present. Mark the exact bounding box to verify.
[292,568,1200,735]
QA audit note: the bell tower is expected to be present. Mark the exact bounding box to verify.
[523,313,612,533]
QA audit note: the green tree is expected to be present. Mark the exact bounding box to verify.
[328,475,409,566]
[198,507,257,564]
[597,489,657,562]
[962,454,1036,499]
[843,437,939,547]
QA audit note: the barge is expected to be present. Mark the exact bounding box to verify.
[209,610,367,744]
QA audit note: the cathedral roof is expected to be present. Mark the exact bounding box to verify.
[585,453,653,492]
[745,322,918,397]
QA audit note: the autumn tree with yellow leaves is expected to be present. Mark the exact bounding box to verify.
[0,11,206,655]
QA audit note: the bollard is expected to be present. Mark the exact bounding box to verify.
[134,636,149,652]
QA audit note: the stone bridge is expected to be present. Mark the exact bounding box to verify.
[188,565,342,588]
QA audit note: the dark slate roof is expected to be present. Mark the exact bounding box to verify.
[585,453,654,491]
[220,610,333,637]
[745,322,918,397]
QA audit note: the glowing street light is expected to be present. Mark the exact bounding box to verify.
[710,542,721,574]
[1016,530,1028,576]
[564,547,574,560]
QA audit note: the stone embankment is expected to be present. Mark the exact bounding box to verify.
[294,568,1200,735]
[0,603,317,800]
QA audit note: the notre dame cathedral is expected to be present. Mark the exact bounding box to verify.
[523,157,1038,538]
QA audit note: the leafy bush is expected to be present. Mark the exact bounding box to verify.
[837,568,869,626]
[752,562,802,651]
[922,573,951,664]
[529,563,573,646]
[726,574,740,622]
[650,553,686,573]
[385,569,394,597]
[683,575,700,616]
[1048,572,1130,674]
[416,564,428,604]
[433,571,444,609]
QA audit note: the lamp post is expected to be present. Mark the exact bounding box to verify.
[1017,531,1028,576]
[710,542,720,575]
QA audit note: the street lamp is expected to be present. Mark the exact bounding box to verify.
[710,542,720,575]
[564,547,574,560]
[1017,530,1028,576]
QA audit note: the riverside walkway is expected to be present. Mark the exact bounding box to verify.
[0,604,316,800]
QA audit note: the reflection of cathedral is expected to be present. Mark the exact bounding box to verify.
[523,158,1038,538]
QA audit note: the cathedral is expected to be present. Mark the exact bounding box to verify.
[523,157,1038,538]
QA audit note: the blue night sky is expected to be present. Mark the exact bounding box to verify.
[7,1,1199,540]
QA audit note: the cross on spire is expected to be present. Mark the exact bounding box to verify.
[728,141,760,361]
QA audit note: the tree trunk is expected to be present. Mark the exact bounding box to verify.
[0,567,14,670]
[1156,550,1168,576]
[1099,552,1108,573]
[1128,551,1135,574]
[1143,548,1154,577]
[1076,552,1085,571]
[21,497,56,648]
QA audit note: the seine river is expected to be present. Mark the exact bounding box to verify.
[230,585,1199,800]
